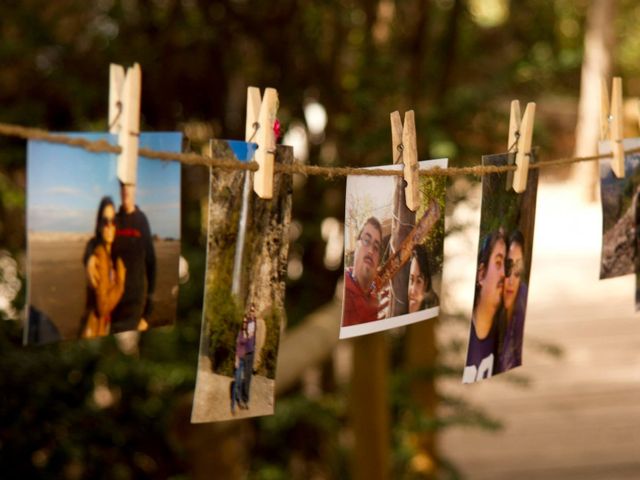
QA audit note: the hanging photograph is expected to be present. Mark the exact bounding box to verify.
[599,138,640,280]
[339,159,447,339]
[26,132,182,345]
[462,153,538,384]
[191,141,290,423]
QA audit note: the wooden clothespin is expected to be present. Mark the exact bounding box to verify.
[246,87,279,199]
[506,100,536,193]
[390,110,419,211]
[600,77,625,178]
[109,63,141,185]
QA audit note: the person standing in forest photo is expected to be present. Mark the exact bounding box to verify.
[343,217,383,326]
[231,303,257,414]
[463,228,506,383]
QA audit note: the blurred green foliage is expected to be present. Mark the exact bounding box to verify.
[0,297,200,479]
[255,394,348,479]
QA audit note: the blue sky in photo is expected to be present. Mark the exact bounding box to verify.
[28,132,182,238]
[225,140,257,162]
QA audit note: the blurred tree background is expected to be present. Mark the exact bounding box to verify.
[1,0,640,478]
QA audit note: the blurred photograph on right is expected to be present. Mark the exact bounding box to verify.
[598,138,640,281]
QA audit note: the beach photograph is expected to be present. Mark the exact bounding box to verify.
[26,132,182,344]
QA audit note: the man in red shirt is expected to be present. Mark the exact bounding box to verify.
[343,217,383,326]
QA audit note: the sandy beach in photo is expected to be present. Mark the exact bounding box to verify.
[28,231,180,341]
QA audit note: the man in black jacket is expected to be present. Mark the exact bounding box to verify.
[110,182,156,333]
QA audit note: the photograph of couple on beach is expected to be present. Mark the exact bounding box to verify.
[340,159,447,339]
[26,132,182,345]
[463,153,538,384]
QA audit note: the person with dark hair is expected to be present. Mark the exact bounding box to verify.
[496,230,528,373]
[408,244,439,313]
[463,227,506,383]
[343,217,383,326]
[80,196,126,338]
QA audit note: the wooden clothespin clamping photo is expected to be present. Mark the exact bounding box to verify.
[390,110,419,211]
[109,63,142,185]
[247,86,279,199]
[507,99,536,193]
[600,76,625,179]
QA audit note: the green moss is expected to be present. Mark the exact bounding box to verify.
[204,214,242,377]
[259,304,282,379]
[418,175,447,272]
[206,281,242,377]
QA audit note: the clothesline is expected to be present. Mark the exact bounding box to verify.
[0,121,637,179]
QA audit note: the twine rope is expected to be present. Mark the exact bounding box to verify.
[1,121,638,179]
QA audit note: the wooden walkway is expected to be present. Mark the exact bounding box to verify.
[439,181,640,479]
